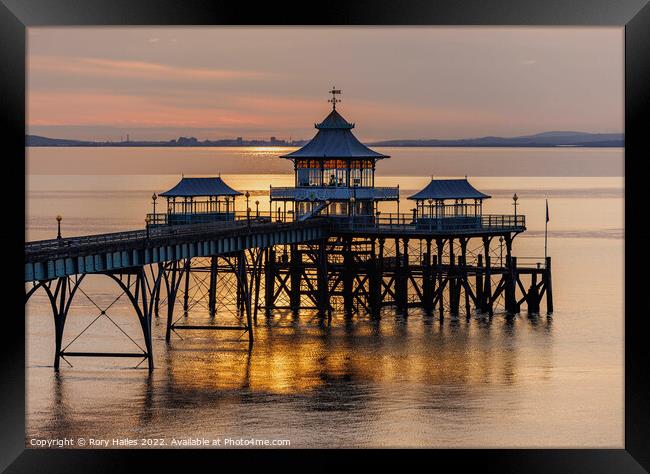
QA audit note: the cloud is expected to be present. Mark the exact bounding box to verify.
[29,55,273,82]
[520,59,537,65]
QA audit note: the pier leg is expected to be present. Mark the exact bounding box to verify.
[460,239,471,319]
[437,238,445,321]
[103,269,162,371]
[393,238,408,315]
[423,239,433,316]
[253,252,263,325]
[182,258,191,314]
[38,276,86,371]
[343,238,354,317]
[369,238,381,319]
[463,266,471,320]
[154,263,162,318]
[317,239,331,318]
[208,256,218,318]
[237,251,254,345]
[134,269,157,370]
[449,239,460,317]
[165,261,181,342]
[290,244,301,316]
[505,255,519,314]
[376,237,386,317]
[484,255,493,317]
[476,254,484,313]
[527,272,540,315]
[399,239,410,315]
[545,256,554,314]
[53,277,67,370]
[264,248,276,317]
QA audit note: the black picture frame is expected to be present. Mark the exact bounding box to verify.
[1,0,648,471]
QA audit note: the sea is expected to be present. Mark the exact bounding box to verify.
[25,146,623,448]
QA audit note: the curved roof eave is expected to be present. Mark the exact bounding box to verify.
[159,177,243,197]
[281,130,389,160]
[407,179,491,200]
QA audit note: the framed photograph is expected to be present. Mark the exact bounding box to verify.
[2,0,648,470]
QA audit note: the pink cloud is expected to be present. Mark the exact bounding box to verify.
[29,55,272,82]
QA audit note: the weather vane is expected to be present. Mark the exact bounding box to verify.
[328,87,341,110]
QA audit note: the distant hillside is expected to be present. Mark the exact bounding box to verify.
[368,131,623,147]
[26,135,298,147]
[27,135,98,146]
[26,131,623,148]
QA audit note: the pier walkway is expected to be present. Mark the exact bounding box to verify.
[24,212,549,372]
[25,212,524,282]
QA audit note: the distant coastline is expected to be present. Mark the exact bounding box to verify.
[26,131,623,148]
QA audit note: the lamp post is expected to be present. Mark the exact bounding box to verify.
[499,236,504,267]
[512,193,519,220]
[56,215,62,240]
[255,200,260,218]
[244,191,251,218]
[245,191,250,221]
[152,192,157,220]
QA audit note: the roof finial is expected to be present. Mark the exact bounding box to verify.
[328,86,341,110]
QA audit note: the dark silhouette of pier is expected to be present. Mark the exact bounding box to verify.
[24,90,553,371]
[24,212,552,371]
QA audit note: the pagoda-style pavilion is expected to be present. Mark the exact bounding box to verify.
[408,178,491,229]
[270,88,399,221]
[151,176,242,226]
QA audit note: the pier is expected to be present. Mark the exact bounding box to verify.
[24,90,553,371]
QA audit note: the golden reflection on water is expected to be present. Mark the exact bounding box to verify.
[158,311,552,396]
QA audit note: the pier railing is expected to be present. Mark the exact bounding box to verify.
[335,213,525,233]
[26,212,525,259]
[25,216,277,257]
[269,186,400,201]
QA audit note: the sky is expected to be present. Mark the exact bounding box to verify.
[27,27,623,142]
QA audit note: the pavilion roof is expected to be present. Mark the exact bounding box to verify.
[408,178,491,201]
[314,109,355,129]
[281,109,389,160]
[159,177,242,197]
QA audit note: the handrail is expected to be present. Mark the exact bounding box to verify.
[334,213,525,232]
[25,214,303,256]
[25,212,526,258]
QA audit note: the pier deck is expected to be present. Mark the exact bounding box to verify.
[25,212,550,372]
[25,212,524,282]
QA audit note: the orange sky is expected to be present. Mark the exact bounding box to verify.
[27,27,623,141]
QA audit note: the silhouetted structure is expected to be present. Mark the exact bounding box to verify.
[270,88,398,222]
[150,176,242,225]
[24,90,552,372]
[408,177,490,230]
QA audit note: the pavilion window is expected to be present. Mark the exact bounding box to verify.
[295,168,322,187]
[296,159,323,187]
[323,159,348,187]
[349,160,374,187]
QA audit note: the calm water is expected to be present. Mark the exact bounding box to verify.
[25,147,623,448]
